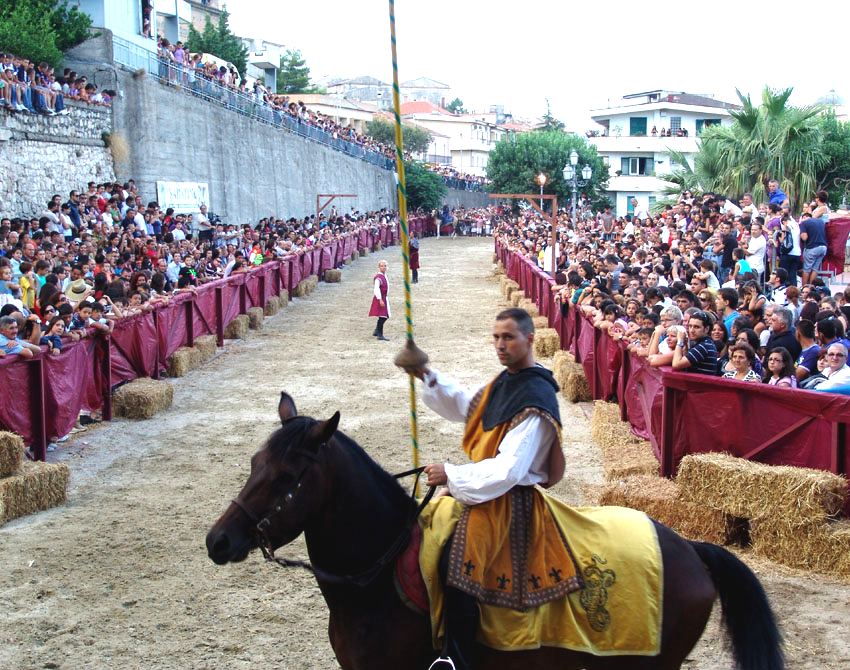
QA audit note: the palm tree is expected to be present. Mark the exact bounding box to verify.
[695,87,825,207]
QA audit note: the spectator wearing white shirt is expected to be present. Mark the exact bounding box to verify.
[743,220,767,282]
[817,343,850,391]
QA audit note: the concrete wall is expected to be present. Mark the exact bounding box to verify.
[0,104,115,218]
[110,69,396,223]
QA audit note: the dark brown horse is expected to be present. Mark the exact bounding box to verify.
[206,393,784,670]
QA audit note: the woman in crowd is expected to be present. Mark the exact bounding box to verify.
[722,343,762,383]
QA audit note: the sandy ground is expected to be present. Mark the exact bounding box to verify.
[1,237,849,670]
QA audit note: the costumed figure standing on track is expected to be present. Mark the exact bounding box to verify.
[400,307,579,670]
[369,259,390,341]
[410,233,420,284]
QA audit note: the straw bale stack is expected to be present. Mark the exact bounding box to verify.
[504,283,521,302]
[166,346,200,377]
[590,401,659,480]
[533,328,560,359]
[351,251,358,262]
[677,453,848,525]
[308,276,319,292]
[562,362,591,403]
[533,316,549,330]
[292,280,311,298]
[510,291,525,307]
[113,378,174,419]
[247,307,264,330]
[518,299,540,318]
[263,295,281,317]
[597,475,730,544]
[344,257,352,265]
[0,432,24,478]
[278,291,289,308]
[224,314,250,340]
[324,269,342,283]
[496,261,505,274]
[194,335,216,364]
[552,351,575,390]
[359,248,368,257]
[374,241,383,251]
[0,461,69,526]
[750,518,850,577]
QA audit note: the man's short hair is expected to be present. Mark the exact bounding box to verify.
[496,308,534,336]
[773,307,793,330]
[719,287,739,308]
[797,318,815,339]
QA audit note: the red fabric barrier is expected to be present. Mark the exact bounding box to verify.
[44,337,104,441]
[0,356,37,443]
[111,312,159,382]
[320,245,334,274]
[301,250,313,278]
[824,217,850,275]
[289,254,303,291]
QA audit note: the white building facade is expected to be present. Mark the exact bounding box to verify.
[588,90,738,217]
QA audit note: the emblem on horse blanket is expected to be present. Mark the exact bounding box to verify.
[417,495,664,656]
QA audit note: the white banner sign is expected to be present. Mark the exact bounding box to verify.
[156,181,210,213]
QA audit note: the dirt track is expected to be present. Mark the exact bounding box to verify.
[1,237,849,669]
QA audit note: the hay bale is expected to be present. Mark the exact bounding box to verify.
[307,276,319,293]
[278,291,289,308]
[292,280,311,298]
[563,362,591,403]
[0,432,24,478]
[533,316,549,331]
[590,401,658,480]
[247,306,264,330]
[598,476,730,544]
[750,518,850,577]
[359,248,368,257]
[518,299,540,318]
[502,280,520,300]
[374,241,383,251]
[0,461,69,526]
[223,314,249,340]
[505,283,522,302]
[324,269,342,283]
[166,345,200,377]
[194,335,217,363]
[113,378,173,420]
[344,257,352,265]
[533,328,560,358]
[677,453,848,525]
[263,295,281,317]
[552,351,573,390]
[510,291,525,307]
[351,251,358,262]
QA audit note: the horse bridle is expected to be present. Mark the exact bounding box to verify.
[229,442,436,588]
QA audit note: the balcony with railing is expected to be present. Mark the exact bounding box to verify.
[111,36,394,171]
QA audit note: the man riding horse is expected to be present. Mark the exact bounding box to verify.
[402,307,576,670]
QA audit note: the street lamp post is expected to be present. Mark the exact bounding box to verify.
[562,149,593,221]
[536,173,547,213]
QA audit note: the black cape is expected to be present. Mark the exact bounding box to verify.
[481,365,561,432]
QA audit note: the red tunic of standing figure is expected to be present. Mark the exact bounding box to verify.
[409,243,420,271]
[369,272,389,317]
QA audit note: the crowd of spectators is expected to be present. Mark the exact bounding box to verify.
[428,165,488,192]
[0,176,398,362]
[494,183,850,393]
[1,53,113,115]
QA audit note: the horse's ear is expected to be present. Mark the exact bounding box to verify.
[279,392,297,424]
[310,411,340,447]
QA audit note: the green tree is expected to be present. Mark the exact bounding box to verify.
[445,97,466,114]
[815,110,850,206]
[694,87,825,207]
[186,7,247,77]
[404,160,447,210]
[486,130,608,210]
[537,99,565,132]
[365,117,433,156]
[0,0,94,67]
[276,49,314,94]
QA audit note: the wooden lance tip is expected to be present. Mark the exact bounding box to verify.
[394,339,429,371]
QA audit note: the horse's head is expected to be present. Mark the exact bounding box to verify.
[206,392,339,565]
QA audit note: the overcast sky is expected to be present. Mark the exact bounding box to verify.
[228,0,846,130]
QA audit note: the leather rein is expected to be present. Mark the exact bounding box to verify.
[230,449,435,589]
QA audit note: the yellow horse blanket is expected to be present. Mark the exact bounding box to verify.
[419,495,663,656]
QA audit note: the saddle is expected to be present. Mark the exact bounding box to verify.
[396,494,664,656]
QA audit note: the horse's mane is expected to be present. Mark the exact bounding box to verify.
[268,416,414,511]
